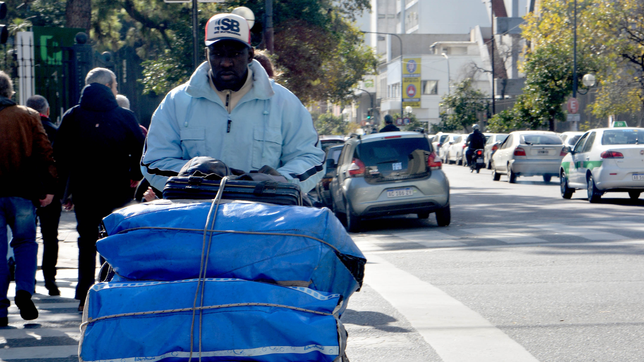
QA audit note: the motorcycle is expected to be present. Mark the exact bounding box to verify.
[470,149,485,173]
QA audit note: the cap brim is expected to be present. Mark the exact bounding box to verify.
[205,37,251,48]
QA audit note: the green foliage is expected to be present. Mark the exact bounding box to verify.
[313,112,357,136]
[436,79,488,132]
[402,112,423,132]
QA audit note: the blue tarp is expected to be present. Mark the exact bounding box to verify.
[98,201,366,302]
[80,278,346,362]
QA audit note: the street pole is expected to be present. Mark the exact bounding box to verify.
[361,31,403,119]
[490,0,495,115]
[572,0,578,131]
[192,0,199,70]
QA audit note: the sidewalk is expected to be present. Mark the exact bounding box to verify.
[1,209,83,361]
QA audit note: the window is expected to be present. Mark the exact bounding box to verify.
[601,129,641,145]
[581,132,596,152]
[422,80,438,95]
[521,134,563,145]
[573,133,589,153]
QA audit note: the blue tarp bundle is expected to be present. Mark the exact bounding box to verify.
[97,201,366,302]
[79,278,346,362]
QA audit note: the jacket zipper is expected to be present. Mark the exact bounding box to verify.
[226,92,231,133]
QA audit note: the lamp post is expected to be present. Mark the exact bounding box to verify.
[441,52,450,94]
[361,30,404,119]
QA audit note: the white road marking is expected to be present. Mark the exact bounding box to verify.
[464,227,547,244]
[364,253,539,362]
[527,223,628,241]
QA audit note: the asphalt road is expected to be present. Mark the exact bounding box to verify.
[2,163,644,361]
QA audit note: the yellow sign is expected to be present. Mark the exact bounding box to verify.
[403,58,421,108]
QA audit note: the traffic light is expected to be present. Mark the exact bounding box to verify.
[0,2,7,45]
[366,109,372,121]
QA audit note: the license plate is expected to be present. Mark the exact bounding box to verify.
[476,157,484,163]
[633,174,644,181]
[387,188,413,198]
[537,150,548,154]
[392,162,402,171]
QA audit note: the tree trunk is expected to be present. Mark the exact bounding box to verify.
[66,0,92,32]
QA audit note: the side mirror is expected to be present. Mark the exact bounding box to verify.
[564,146,573,154]
[325,158,337,170]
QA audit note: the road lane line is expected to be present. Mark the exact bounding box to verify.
[365,253,539,362]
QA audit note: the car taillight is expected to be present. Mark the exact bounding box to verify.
[601,150,624,159]
[462,144,467,149]
[348,158,366,177]
[514,147,526,156]
[492,144,498,152]
[560,148,568,156]
[427,152,442,170]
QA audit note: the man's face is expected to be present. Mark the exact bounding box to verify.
[207,40,254,91]
[110,76,118,96]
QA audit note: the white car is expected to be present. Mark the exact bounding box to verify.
[559,131,584,156]
[444,134,467,165]
[559,127,644,202]
[440,134,463,164]
[491,130,565,183]
[483,133,508,169]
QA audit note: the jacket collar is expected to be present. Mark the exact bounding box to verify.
[0,96,16,113]
[186,59,274,102]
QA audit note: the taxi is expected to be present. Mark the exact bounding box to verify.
[559,127,644,202]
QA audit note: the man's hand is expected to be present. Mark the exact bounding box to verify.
[40,194,54,207]
[63,201,74,211]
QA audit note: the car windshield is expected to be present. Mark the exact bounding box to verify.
[601,129,641,145]
[356,138,431,181]
[521,134,562,145]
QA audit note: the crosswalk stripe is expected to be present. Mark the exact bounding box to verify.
[527,223,629,241]
[364,253,539,362]
[463,227,547,244]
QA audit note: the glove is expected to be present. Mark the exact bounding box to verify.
[234,165,288,183]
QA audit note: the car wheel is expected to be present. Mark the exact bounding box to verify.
[417,211,430,219]
[344,199,361,232]
[543,175,552,183]
[587,175,602,203]
[486,159,492,169]
[435,204,451,227]
[331,198,345,222]
[628,191,641,200]
[492,167,500,181]
[457,156,462,166]
[560,171,574,199]
[508,165,517,183]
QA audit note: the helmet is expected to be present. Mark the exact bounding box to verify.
[472,124,479,130]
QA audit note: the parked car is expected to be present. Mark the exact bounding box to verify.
[329,131,450,232]
[431,132,451,160]
[558,131,584,156]
[319,135,346,153]
[491,130,565,183]
[314,144,344,208]
[483,133,509,169]
[444,134,467,165]
[559,127,644,202]
[439,134,462,164]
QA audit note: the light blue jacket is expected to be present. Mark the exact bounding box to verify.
[141,60,325,193]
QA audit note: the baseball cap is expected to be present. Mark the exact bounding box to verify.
[205,13,251,48]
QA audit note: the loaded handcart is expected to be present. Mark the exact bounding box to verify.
[79,165,366,362]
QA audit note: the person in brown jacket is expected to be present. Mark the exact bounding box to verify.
[0,71,57,327]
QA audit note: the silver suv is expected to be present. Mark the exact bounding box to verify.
[329,131,450,232]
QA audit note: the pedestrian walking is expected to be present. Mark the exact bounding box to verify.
[0,71,57,326]
[26,95,62,296]
[55,67,145,311]
[380,115,400,132]
[141,12,325,195]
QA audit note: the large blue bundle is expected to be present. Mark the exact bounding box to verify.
[98,201,365,301]
[79,278,346,362]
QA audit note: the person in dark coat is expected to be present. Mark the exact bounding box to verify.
[55,68,145,311]
[26,95,62,296]
[380,115,400,132]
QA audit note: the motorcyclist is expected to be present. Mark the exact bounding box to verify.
[465,124,486,166]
